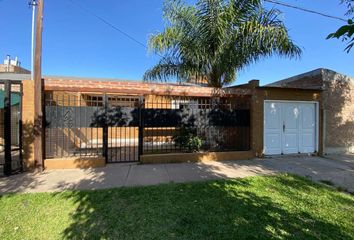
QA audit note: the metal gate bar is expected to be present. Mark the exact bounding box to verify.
[105,95,141,163]
[3,81,12,175]
[0,80,23,176]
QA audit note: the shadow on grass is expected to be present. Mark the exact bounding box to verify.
[59,175,354,239]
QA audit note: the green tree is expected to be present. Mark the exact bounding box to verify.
[144,0,301,87]
[327,0,354,53]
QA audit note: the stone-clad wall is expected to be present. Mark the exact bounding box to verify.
[322,75,354,153]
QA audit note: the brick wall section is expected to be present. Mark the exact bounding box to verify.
[44,77,251,97]
[22,80,36,169]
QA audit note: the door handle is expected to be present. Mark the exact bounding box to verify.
[283,122,285,132]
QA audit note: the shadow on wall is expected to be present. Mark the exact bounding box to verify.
[324,74,354,152]
[56,174,352,239]
[22,116,43,169]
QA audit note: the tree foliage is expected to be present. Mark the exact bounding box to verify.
[144,0,301,87]
[327,0,354,53]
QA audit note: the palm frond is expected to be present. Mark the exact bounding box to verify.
[144,0,301,87]
[143,57,201,83]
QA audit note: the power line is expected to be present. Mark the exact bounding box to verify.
[68,0,347,59]
[264,0,347,22]
[67,0,163,57]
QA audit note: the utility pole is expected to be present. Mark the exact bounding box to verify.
[33,0,44,170]
[29,0,37,80]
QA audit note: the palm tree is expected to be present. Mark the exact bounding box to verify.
[144,0,301,87]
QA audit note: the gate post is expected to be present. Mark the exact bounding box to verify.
[4,81,12,175]
[19,83,23,172]
[102,94,108,163]
[138,97,144,161]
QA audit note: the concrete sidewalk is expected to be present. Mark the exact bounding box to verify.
[0,155,353,194]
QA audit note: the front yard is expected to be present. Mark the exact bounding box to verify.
[0,174,353,239]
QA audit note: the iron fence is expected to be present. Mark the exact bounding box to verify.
[142,96,250,154]
[45,92,104,159]
[104,95,141,162]
[45,92,251,163]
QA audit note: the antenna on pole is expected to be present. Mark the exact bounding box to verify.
[29,0,37,80]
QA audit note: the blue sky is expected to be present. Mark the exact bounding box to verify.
[0,0,352,85]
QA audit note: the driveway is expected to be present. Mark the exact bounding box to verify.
[0,155,353,194]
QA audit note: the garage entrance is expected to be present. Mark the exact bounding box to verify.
[264,101,318,155]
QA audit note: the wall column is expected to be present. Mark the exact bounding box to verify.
[249,80,264,157]
[21,80,36,169]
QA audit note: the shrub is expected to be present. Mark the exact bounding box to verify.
[173,129,203,152]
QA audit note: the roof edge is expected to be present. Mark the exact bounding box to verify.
[266,68,354,89]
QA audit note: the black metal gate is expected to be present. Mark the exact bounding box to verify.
[0,80,23,176]
[104,95,142,163]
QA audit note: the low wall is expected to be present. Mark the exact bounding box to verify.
[140,151,254,164]
[44,156,105,169]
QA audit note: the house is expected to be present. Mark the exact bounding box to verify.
[267,68,354,154]
[37,76,253,168]
[1,67,351,173]
[0,56,31,74]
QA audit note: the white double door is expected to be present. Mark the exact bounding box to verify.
[264,101,317,155]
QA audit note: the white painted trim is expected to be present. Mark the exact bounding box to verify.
[263,100,320,154]
[315,102,319,153]
[263,103,266,155]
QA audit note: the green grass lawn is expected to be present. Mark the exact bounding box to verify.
[0,174,353,240]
